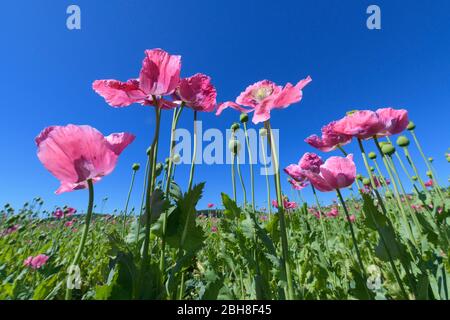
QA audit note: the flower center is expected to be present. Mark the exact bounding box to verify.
[252,86,273,102]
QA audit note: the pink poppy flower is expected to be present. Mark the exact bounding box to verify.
[65,220,75,228]
[1,224,20,237]
[65,207,77,217]
[333,110,385,140]
[425,179,434,187]
[216,76,312,124]
[288,178,309,190]
[23,256,33,267]
[207,203,215,209]
[308,208,322,219]
[174,73,217,112]
[376,108,409,136]
[305,121,352,152]
[36,125,135,194]
[211,226,218,233]
[284,153,323,183]
[53,208,64,219]
[347,215,356,223]
[302,155,357,192]
[272,200,279,208]
[438,207,443,214]
[93,48,181,108]
[283,199,297,210]
[260,215,268,221]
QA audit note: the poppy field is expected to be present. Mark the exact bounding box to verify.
[0,48,449,301]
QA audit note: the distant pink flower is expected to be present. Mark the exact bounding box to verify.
[425,179,434,188]
[1,224,19,237]
[260,215,268,221]
[216,77,312,124]
[36,125,134,194]
[327,206,339,218]
[211,226,218,233]
[347,215,356,223]
[65,220,75,228]
[302,155,357,192]
[283,200,297,210]
[24,254,49,270]
[53,208,64,219]
[174,73,217,112]
[305,121,352,152]
[438,207,443,214]
[333,110,384,140]
[376,108,409,136]
[272,200,279,208]
[207,203,215,209]
[93,48,181,108]
[308,208,322,219]
[65,207,77,217]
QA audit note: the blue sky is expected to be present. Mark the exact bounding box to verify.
[1,0,449,213]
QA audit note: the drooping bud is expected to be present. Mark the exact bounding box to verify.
[407,121,416,131]
[240,113,249,123]
[396,136,410,147]
[229,139,241,154]
[368,152,377,160]
[231,122,240,132]
[381,143,396,156]
[132,163,140,171]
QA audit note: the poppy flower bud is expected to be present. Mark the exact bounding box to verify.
[396,136,410,147]
[428,157,434,163]
[385,191,393,198]
[426,171,433,178]
[132,163,140,171]
[407,121,416,131]
[231,123,240,132]
[155,163,163,177]
[412,176,418,181]
[368,152,377,160]
[172,154,181,164]
[370,166,375,172]
[363,178,371,186]
[356,174,363,181]
[381,144,396,156]
[240,113,249,123]
[447,155,450,163]
[259,128,268,137]
[229,140,241,154]
[165,157,170,165]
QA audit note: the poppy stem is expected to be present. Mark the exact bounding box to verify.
[187,110,198,192]
[165,105,184,198]
[243,123,255,211]
[386,136,415,186]
[136,157,149,243]
[65,179,94,300]
[260,134,272,215]
[236,154,247,206]
[265,120,294,300]
[336,188,369,283]
[122,169,137,238]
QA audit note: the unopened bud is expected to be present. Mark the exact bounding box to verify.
[407,121,416,131]
[239,113,249,123]
[381,144,396,156]
[132,163,140,171]
[368,152,377,160]
[396,136,410,147]
[231,123,240,132]
[229,139,241,154]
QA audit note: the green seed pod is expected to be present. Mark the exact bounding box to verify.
[240,113,249,123]
[412,176,418,181]
[259,128,268,137]
[385,191,393,198]
[370,166,375,172]
[23,202,29,207]
[132,163,140,171]
[228,139,241,154]
[172,153,181,164]
[154,163,163,177]
[39,200,44,206]
[231,122,240,132]
[5,203,10,208]
[363,178,371,186]
[396,136,410,147]
[407,121,416,131]
[426,171,433,178]
[428,157,434,163]
[381,143,396,156]
[356,174,363,181]
[368,152,377,160]
[165,157,170,165]
[447,155,450,163]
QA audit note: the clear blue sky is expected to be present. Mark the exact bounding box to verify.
[1,0,449,213]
